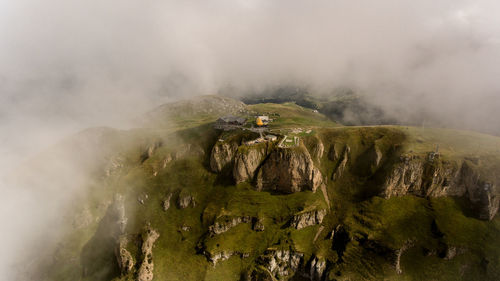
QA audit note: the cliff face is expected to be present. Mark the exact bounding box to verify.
[209,138,323,193]
[256,146,323,193]
[233,144,270,184]
[381,155,499,220]
[210,140,239,173]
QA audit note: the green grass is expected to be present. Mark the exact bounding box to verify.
[39,98,500,281]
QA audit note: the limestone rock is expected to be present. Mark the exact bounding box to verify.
[210,141,239,173]
[105,156,124,177]
[177,192,196,209]
[209,216,251,235]
[310,137,324,161]
[115,235,134,276]
[233,144,269,184]
[252,217,265,232]
[394,240,414,274]
[206,250,236,266]
[291,209,327,229]
[258,249,304,279]
[137,226,160,281]
[140,140,163,163]
[72,206,93,229]
[256,146,323,193]
[331,145,350,181]
[162,193,172,211]
[113,194,127,235]
[308,256,327,281]
[381,156,499,220]
[137,193,149,205]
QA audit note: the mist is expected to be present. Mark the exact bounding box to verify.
[1,0,500,278]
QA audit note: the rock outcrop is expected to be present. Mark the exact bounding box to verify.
[162,193,172,211]
[291,209,327,229]
[307,256,327,281]
[115,236,134,276]
[210,141,239,173]
[137,226,160,281]
[310,137,325,161]
[256,146,323,193]
[394,240,414,274]
[252,217,265,232]
[206,250,235,266]
[258,249,304,279]
[114,194,128,235]
[208,216,251,235]
[382,156,499,220]
[140,140,163,163]
[233,144,269,184]
[331,145,350,181]
[178,192,196,209]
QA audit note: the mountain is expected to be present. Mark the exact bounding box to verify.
[15,96,500,281]
[239,87,398,126]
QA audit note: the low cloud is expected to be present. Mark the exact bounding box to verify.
[1,0,500,277]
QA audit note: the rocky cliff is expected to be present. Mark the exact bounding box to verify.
[233,144,270,184]
[256,145,323,193]
[209,138,323,193]
[382,154,499,220]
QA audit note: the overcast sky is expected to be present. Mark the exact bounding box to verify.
[1,0,500,169]
[1,1,500,278]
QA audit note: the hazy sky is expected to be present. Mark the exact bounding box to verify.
[1,1,500,278]
[1,0,500,169]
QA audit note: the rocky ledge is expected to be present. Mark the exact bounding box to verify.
[291,209,327,229]
[382,155,499,220]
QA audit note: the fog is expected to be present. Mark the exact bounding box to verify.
[1,0,500,278]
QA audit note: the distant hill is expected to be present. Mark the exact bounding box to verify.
[238,87,398,126]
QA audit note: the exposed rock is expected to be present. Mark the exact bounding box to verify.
[206,250,235,266]
[162,193,172,211]
[137,226,160,281]
[382,156,499,220]
[177,192,196,209]
[162,154,173,168]
[140,140,163,163]
[394,240,414,274]
[258,249,304,279]
[115,235,134,276]
[459,162,499,220]
[137,193,149,205]
[308,256,327,281]
[252,217,265,232]
[373,145,383,167]
[310,137,324,161]
[331,145,350,181]
[291,209,327,229]
[210,141,239,173]
[233,144,269,184]
[256,146,323,193]
[444,246,466,260]
[181,225,191,232]
[209,216,251,235]
[328,143,342,162]
[72,206,93,229]
[114,194,127,235]
[105,156,124,176]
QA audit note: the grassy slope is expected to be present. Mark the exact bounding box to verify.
[41,100,500,281]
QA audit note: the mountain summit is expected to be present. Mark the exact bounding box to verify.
[18,96,500,281]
